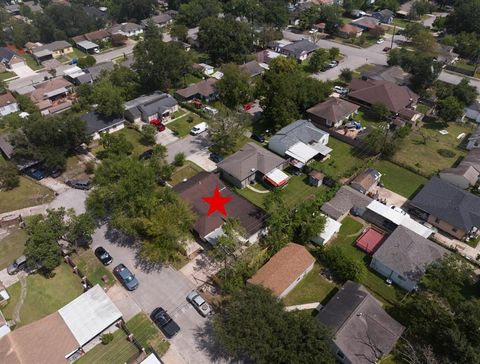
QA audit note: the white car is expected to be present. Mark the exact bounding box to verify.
[190,122,208,135]
[376,38,385,44]
[187,290,211,317]
[309,28,318,34]
[334,86,348,94]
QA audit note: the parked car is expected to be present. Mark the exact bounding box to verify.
[251,133,265,143]
[50,168,62,178]
[7,255,27,275]
[309,28,318,34]
[203,106,218,116]
[328,60,338,68]
[376,38,385,44]
[209,153,224,163]
[94,246,113,265]
[150,307,180,338]
[190,122,208,135]
[139,149,153,161]
[382,47,391,52]
[333,86,348,94]
[113,263,139,291]
[186,290,211,317]
[26,167,47,180]
[66,179,92,190]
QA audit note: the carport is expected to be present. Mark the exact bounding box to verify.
[76,40,99,54]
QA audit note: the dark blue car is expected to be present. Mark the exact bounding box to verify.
[27,168,47,180]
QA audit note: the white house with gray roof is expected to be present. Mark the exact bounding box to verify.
[276,39,319,62]
[370,226,448,291]
[268,119,331,167]
[124,92,178,123]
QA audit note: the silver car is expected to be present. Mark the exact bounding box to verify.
[7,255,27,275]
[186,290,211,317]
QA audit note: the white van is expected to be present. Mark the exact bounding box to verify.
[190,122,208,135]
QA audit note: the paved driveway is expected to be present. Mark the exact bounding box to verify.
[166,133,211,163]
[91,225,222,364]
[11,64,36,78]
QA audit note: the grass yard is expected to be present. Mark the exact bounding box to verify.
[330,217,402,306]
[23,54,43,71]
[0,71,16,81]
[182,72,203,86]
[0,227,27,270]
[392,120,476,177]
[371,159,427,198]
[64,155,89,180]
[283,263,337,306]
[92,127,152,157]
[2,263,84,326]
[170,161,203,186]
[392,18,412,28]
[416,104,430,115]
[167,113,203,138]
[75,313,170,364]
[74,249,115,288]
[71,48,88,60]
[310,138,369,180]
[0,176,55,214]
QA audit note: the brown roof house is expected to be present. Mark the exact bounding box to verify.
[338,23,363,38]
[173,172,266,245]
[0,285,123,364]
[0,92,19,117]
[217,142,288,188]
[174,79,218,102]
[248,243,315,298]
[27,78,73,115]
[350,168,382,194]
[348,79,420,122]
[351,16,382,30]
[72,29,111,44]
[307,97,360,128]
[317,281,404,364]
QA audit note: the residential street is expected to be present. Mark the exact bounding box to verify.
[93,39,137,63]
[91,225,223,364]
[166,133,212,163]
[438,70,480,93]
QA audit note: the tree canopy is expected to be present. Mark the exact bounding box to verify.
[208,112,248,155]
[445,0,480,34]
[109,0,157,23]
[93,80,125,117]
[216,64,253,109]
[176,0,223,27]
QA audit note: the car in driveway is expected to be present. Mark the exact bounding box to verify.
[94,246,113,265]
[7,255,27,275]
[209,153,224,163]
[187,290,211,317]
[150,307,180,338]
[66,179,92,190]
[113,263,139,291]
[26,167,47,180]
[251,133,265,143]
[139,149,153,161]
[376,38,385,44]
[333,86,348,95]
[150,119,166,132]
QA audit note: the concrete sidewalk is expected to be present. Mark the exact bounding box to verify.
[0,268,21,288]
[285,302,320,312]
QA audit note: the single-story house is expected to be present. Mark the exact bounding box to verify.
[268,39,292,53]
[372,9,394,24]
[80,111,125,140]
[439,164,479,190]
[312,215,342,245]
[141,13,173,28]
[317,281,405,364]
[174,79,218,102]
[338,23,363,38]
[23,1,43,13]
[4,4,20,15]
[0,285,123,364]
[409,176,480,240]
[72,29,111,45]
[350,168,382,194]
[76,40,99,54]
[73,61,115,84]
[361,65,410,86]
[239,60,267,78]
[0,134,14,160]
[108,23,144,37]
[217,142,288,188]
[0,92,19,117]
[467,124,480,150]
[173,172,266,245]
[321,185,373,221]
[351,16,382,31]
[83,6,108,19]
[371,226,448,291]
[124,92,178,123]
[255,49,285,64]
[279,39,320,62]
[307,97,360,128]
[247,243,315,298]
[436,44,459,66]
[268,120,332,167]
[27,78,73,115]
[0,47,25,70]
[31,41,73,62]
[464,101,480,123]
[363,200,435,238]
[348,79,420,122]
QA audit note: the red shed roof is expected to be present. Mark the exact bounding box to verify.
[356,227,387,254]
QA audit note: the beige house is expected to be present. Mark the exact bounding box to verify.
[31,41,73,62]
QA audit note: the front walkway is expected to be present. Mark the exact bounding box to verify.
[247,184,270,194]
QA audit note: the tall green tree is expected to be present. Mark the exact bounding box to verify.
[93,80,125,117]
[0,162,19,191]
[437,96,464,122]
[109,0,156,22]
[445,0,480,34]
[208,112,248,155]
[65,212,96,247]
[216,64,253,109]
[309,49,330,72]
[176,0,223,27]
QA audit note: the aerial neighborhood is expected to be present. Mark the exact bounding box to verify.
[1,0,480,363]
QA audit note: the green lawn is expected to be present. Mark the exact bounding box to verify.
[182,72,203,86]
[416,104,430,115]
[392,120,476,177]
[2,263,84,326]
[92,127,152,157]
[310,138,369,180]
[75,313,170,364]
[74,249,115,288]
[371,159,427,198]
[392,18,412,28]
[170,161,203,186]
[0,227,27,270]
[0,72,16,81]
[23,54,43,71]
[330,217,402,306]
[71,48,88,60]
[167,113,204,138]
[283,263,337,306]
[0,176,55,214]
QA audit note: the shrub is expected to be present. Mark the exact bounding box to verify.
[101,333,114,345]
[85,161,95,175]
[0,162,19,191]
[317,246,365,282]
[174,152,186,167]
[437,149,456,158]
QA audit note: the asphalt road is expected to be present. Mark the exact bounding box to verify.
[94,39,136,63]
[91,225,222,364]
[166,132,212,164]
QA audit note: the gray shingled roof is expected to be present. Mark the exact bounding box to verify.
[321,186,373,220]
[373,226,448,284]
[80,112,124,135]
[282,39,319,58]
[124,92,177,119]
[269,119,329,151]
[410,176,480,231]
[0,47,19,63]
[217,142,285,182]
[317,281,404,364]
[239,61,265,78]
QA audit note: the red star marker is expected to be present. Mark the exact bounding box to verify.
[202,186,232,216]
